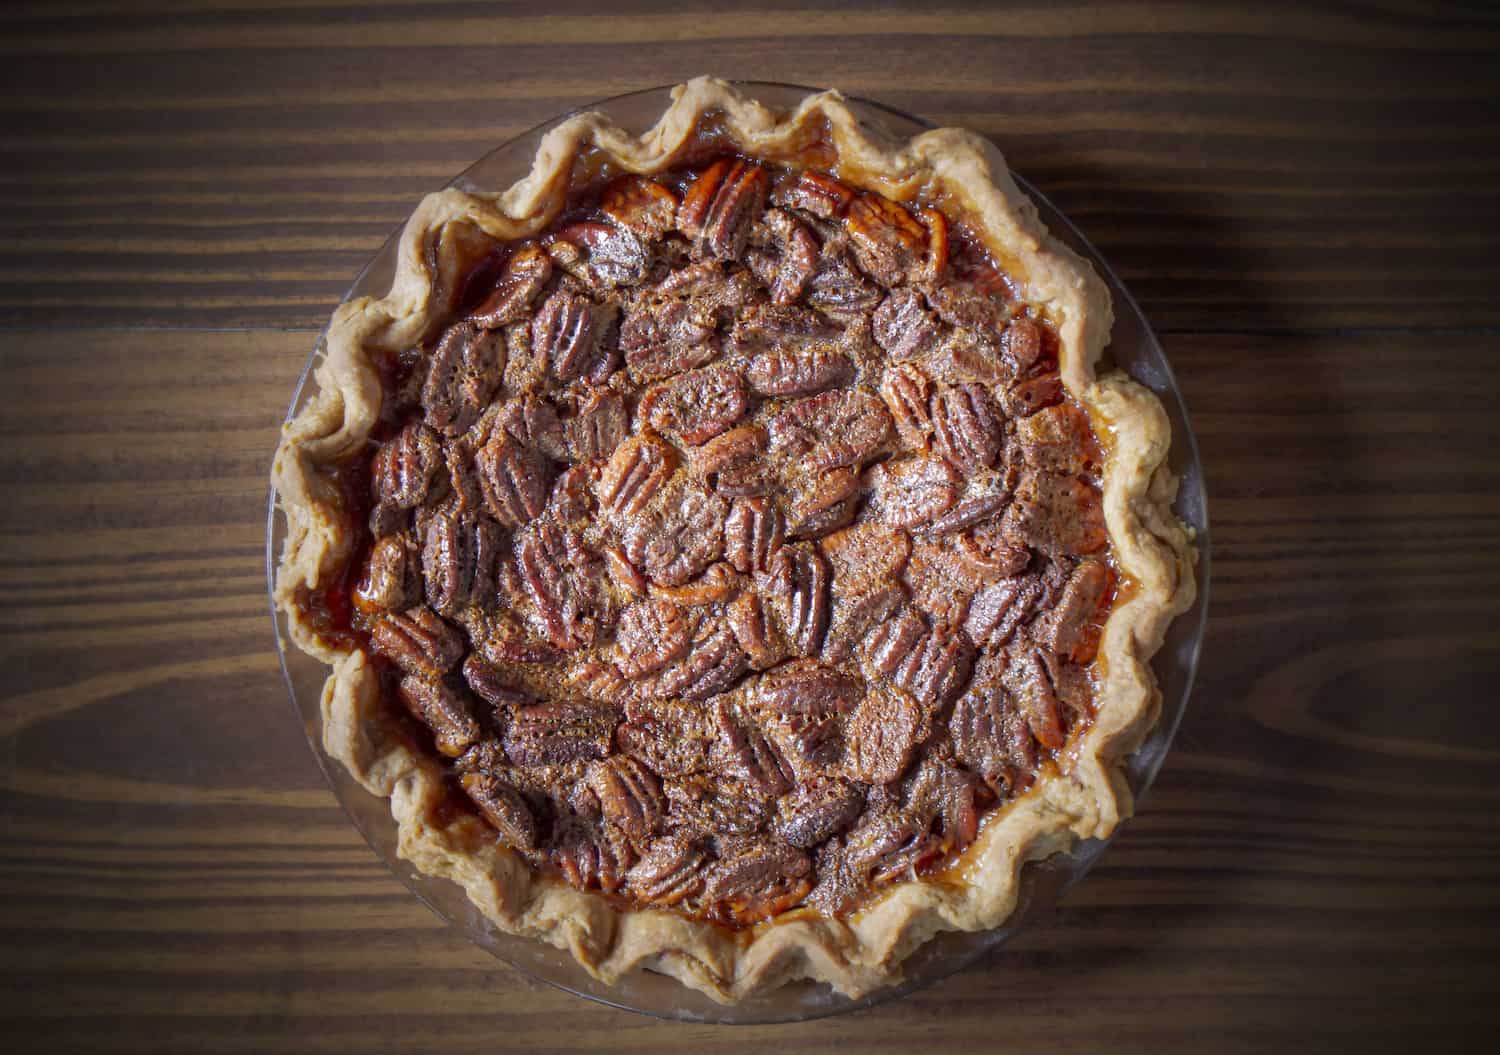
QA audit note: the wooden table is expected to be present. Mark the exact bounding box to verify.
[4,2,1498,1051]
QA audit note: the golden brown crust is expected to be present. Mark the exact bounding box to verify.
[271,77,1195,1002]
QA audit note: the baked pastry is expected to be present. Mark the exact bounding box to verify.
[272,77,1195,1003]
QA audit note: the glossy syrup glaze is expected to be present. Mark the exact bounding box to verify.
[302,157,1118,927]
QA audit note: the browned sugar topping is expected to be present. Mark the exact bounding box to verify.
[336,158,1115,927]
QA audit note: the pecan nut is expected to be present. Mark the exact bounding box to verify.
[774,170,858,219]
[493,394,566,461]
[845,193,944,287]
[420,509,501,615]
[725,589,785,670]
[1004,372,1064,417]
[745,347,853,397]
[715,700,794,797]
[843,688,925,785]
[370,606,464,678]
[421,324,505,437]
[461,772,540,849]
[731,303,840,347]
[1017,402,1094,474]
[473,435,551,529]
[619,481,727,587]
[963,574,1044,649]
[614,597,691,679]
[804,243,882,312]
[872,289,941,361]
[870,456,960,530]
[589,755,667,847]
[702,837,812,925]
[820,520,913,590]
[770,170,854,219]
[552,813,628,894]
[397,674,480,758]
[502,700,617,767]
[756,208,819,305]
[470,242,552,328]
[1034,558,1110,660]
[531,287,618,384]
[1003,316,1044,373]
[822,582,906,664]
[754,660,862,718]
[724,496,786,574]
[644,623,747,702]
[625,834,706,905]
[548,220,647,292]
[953,520,1031,581]
[866,613,974,710]
[1003,471,1107,556]
[617,700,716,779]
[566,389,629,462]
[931,383,1005,473]
[880,363,935,450]
[1002,648,1068,750]
[687,424,766,486]
[369,420,444,530]
[773,780,864,849]
[664,776,772,838]
[600,175,680,241]
[596,435,678,517]
[677,158,770,260]
[515,519,605,651]
[353,534,420,613]
[786,466,861,541]
[642,364,748,445]
[923,492,1010,539]
[762,543,831,657]
[951,684,1038,796]
[767,388,892,472]
[460,653,533,710]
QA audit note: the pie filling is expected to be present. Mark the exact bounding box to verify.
[312,156,1118,927]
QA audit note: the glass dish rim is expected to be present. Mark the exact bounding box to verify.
[265,79,1210,1024]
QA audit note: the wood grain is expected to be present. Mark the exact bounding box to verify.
[3,2,1500,1050]
[3,324,1498,1051]
[2,0,1499,331]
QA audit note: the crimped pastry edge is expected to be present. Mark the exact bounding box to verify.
[271,76,1196,1003]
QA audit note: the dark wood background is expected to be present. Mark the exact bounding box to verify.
[3,1,1498,1051]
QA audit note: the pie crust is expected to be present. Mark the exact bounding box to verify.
[271,77,1196,1002]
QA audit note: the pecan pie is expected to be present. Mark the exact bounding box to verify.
[272,79,1195,1002]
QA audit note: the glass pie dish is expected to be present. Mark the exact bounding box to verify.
[266,81,1209,1024]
